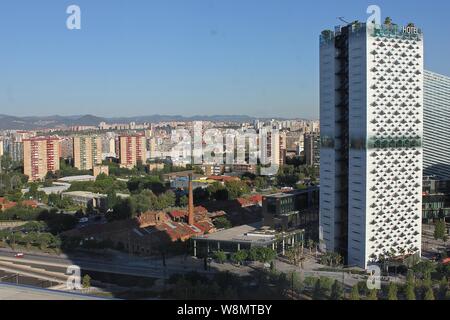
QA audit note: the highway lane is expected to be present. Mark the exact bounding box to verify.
[0,249,212,279]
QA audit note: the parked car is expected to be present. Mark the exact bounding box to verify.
[78,217,89,224]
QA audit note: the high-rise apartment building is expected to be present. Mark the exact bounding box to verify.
[320,22,423,268]
[0,139,3,157]
[23,137,60,181]
[9,142,24,163]
[60,137,74,159]
[119,134,147,169]
[423,70,450,179]
[102,133,117,158]
[73,136,103,170]
[304,133,320,167]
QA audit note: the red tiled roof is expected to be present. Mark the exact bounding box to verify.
[0,197,7,204]
[237,194,263,207]
[194,221,215,233]
[169,210,187,219]
[237,198,252,207]
[249,194,263,203]
[156,222,197,242]
[2,202,17,210]
[194,206,208,214]
[22,200,38,208]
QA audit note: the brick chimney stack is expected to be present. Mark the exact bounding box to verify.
[188,173,195,225]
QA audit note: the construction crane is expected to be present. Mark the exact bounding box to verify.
[338,17,350,24]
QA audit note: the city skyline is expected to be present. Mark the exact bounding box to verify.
[0,2,449,303]
[1,0,450,119]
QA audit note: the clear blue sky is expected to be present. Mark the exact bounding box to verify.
[1,0,449,119]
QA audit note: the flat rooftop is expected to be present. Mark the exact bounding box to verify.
[58,175,95,182]
[62,191,106,198]
[265,193,293,199]
[265,187,320,199]
[0,283,106,300]
[193,222,278,245]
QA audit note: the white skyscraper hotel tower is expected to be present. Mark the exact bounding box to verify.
[319,21,424,269]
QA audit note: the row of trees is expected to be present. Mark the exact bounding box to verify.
[194,180,251,203]
[213,247,277,265]
[68,174,128,195]
[0,207,78,234]
[106,189,177,222]
[0,229,60,251]
[275,164,318,188]
[0,155,28,201]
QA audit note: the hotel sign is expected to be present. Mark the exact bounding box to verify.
[403,26,419,34]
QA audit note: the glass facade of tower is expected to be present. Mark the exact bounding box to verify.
[423,70,450,179]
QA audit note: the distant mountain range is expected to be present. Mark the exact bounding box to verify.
[0,114,305,130]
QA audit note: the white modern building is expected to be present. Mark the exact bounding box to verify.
[423,70,450,180]
[320,22,424,268]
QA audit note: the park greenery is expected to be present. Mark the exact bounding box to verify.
[105,189,177,222]
[212,247,277,266]
[275,164,318,188]
[213,216,232,230]
[68,174,128,194]
[0,207,78,253]
[0,155,28,201]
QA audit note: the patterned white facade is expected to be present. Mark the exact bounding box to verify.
[320,23,423,269]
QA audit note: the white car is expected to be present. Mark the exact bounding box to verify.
[79,217,89,223]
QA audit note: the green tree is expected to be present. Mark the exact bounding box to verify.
[350,284,360,300]
[224,180,250,199]
[387,282,398,300]
[213,217,232,229]
[254,176,269,190]
[288,271,304,293]
[107,198,134,222]
[106,192,119,210]
[179,195,188,207]
[405,283,416,300]
[82,274,91,289]
[434,220,448,242]
[231,250,248,266]
[312,278,322,300]
[130,190,155,214]
[424,287,435,300]
[413,260,436,277]
[330,280,344,300]
[423,271,432,289]
[366,289,378,300]
[405,270,416,300]
[207,182,228,201]
[213,251,227,264]
[439,276,448,299]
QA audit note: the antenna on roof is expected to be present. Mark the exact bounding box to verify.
[338,17,350,24]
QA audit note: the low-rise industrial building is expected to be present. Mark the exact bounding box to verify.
[62,191,107,213]
[191,222,304,258]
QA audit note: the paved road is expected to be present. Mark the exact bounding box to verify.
[273,258,404,289]
[0,249,213,280]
